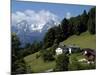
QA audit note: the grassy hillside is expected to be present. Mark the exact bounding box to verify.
[24,51,55,73]
[61,31,96,49]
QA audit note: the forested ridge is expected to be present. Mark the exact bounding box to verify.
[43,7,96,49]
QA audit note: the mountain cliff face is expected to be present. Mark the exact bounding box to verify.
[11,19,59,45]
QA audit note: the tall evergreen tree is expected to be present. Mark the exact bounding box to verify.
[54,25,64,43]
[11,32,32,74]
[87,7,96,34]
[60,18,69,39]
[12,32,21,62]
[11,33,25,74]
[73,15,82,35]
[43,27,55,48]
[80,10,88,32]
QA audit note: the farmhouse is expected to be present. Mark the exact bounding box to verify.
[55,45,80,55]
[82,48,96,64]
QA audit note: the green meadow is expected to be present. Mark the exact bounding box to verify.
[61,31,96,50]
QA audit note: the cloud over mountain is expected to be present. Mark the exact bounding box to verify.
[11,9,60,45]
[12,9,59,32]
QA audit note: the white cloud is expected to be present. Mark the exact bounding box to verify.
[66,12,71,19]
[12,9,59,32]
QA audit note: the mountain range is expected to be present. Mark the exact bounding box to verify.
[11,19,59,46]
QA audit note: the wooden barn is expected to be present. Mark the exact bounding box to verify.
[82,48,96,64]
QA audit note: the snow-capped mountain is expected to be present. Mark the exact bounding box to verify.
[11,10,60,46]
[11,19,59,46]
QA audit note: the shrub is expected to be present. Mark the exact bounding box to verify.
[36,54,40,59]
[41,49,55,62]
[55,54,69,71]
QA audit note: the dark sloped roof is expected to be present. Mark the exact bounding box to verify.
[82,48,96,56]
[59,45,80,51]
[67,45,80,48]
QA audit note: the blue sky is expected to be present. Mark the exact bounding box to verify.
[12,0,94,19]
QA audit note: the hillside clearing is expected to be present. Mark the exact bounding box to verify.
[24,51,55,73]
[61,31,96,49]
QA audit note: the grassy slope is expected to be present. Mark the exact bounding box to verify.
[24,51,55,73]
[61,31,96,49]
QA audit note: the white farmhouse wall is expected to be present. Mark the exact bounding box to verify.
[84,50,87,55]
[69,48,72,54]
[55,48,63,55]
